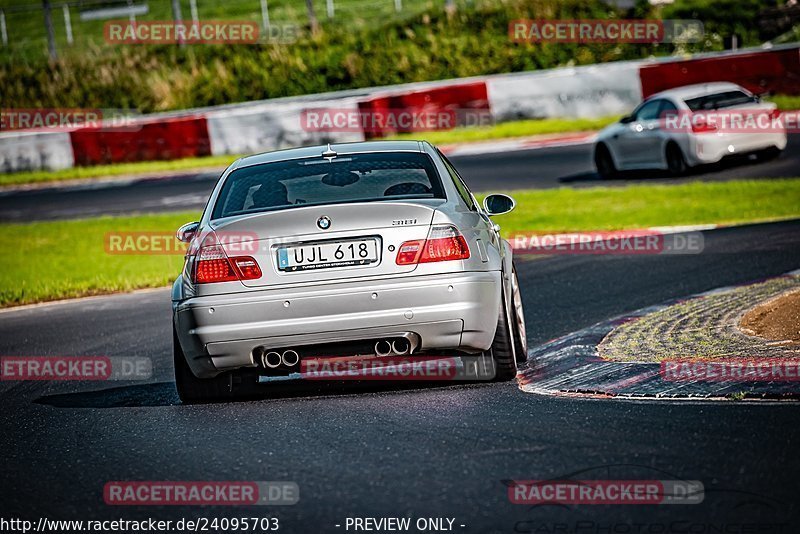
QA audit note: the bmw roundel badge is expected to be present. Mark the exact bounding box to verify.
[317,216,332,230]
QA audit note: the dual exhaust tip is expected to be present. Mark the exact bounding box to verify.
[256,348,299,369]
[375,338,411,357]
[256,336,415,369]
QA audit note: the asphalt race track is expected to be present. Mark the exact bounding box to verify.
[1,133,799,222]
[2,220,799,531]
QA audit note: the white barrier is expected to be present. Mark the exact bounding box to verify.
[207,98,365,156]
[0,131,74,172]
[487,60,645,121]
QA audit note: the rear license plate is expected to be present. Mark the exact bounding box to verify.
[277,238,380,272]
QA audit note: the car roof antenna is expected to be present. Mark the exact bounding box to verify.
[322,144,337,162]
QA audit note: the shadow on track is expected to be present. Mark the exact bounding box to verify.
[558,170,663,185]
[34,379,501,409]
[558,150,781,186]
[36,382,181,408]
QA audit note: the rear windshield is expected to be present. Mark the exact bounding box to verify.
[211,152,445,220]
[684,90,757,111]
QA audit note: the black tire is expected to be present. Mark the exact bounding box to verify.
[757,146,782,161]
[488,285,519,382]
[174,327,232,404]
[666,143,688,176]
[510,265,528,364]
[594,144,618,180]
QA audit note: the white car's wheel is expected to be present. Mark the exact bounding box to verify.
[666,143,688,176]
[594,144,618,180]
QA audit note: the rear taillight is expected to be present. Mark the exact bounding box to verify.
[232,257,262,279]
[192,239,262,284]
[195,244,238,283]
[396,240,424,265]
[421,225,471,262]
[691,119,717,133]
[396,225,470,265]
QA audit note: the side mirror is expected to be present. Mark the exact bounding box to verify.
[620,115,635,124]
[176,221,200,243]
[483,194,516,216]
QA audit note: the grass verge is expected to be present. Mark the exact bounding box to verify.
[486,178,800,233]
[765,94,800,111]
[0,212,198,307]
[386,116,618,145]
[1,178,799,308]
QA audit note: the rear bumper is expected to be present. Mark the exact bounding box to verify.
[689,132,787,165]
[174,271,502,378]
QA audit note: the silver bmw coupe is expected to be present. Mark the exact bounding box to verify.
[172,141,526,402]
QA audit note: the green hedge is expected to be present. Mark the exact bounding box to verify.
[0,0,736,113]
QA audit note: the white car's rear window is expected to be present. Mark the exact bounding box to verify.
[685,90,758,111]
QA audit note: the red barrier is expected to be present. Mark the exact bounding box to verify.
[69,116,211,166]
[358,81,490,139]
[639,48,800,98]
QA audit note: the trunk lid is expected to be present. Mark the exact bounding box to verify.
[212,200,442,287]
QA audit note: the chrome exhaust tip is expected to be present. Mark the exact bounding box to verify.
[375,340,392,357]
[263,351,282,369]
[281,350,300,367]
[391,338,410,356]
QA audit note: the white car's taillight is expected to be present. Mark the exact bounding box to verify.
[191,235,262,284]
[691,119,718,133]
[396,225,470,265]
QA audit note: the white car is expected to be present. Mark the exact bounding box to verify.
[594,82,787,178]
